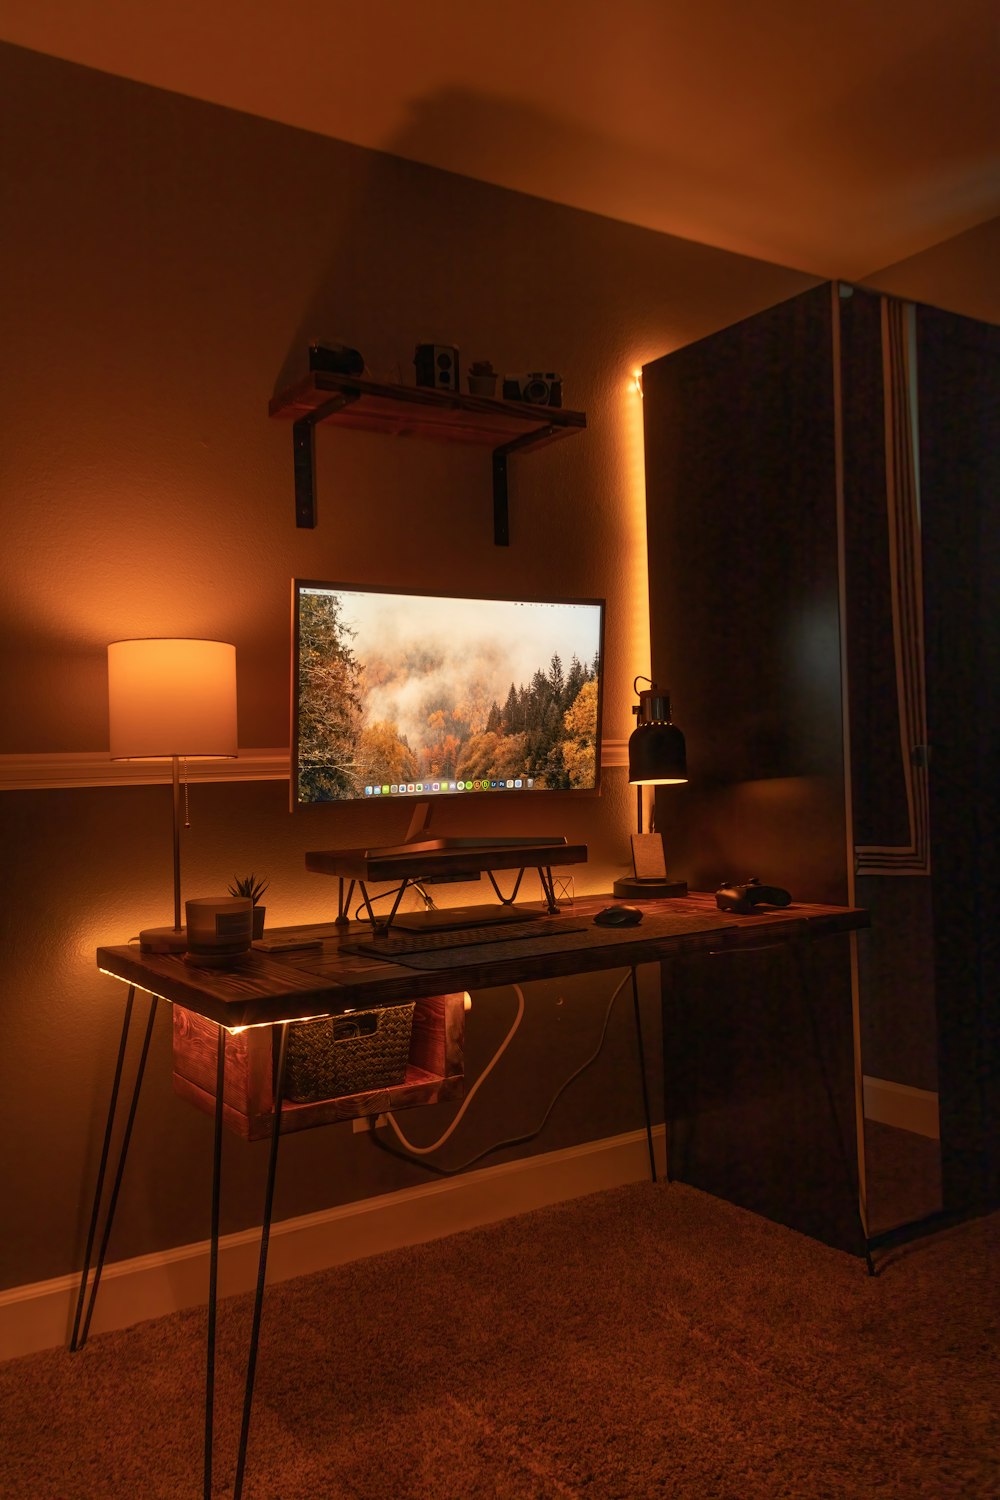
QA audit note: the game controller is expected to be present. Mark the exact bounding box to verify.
[715,877,792,914]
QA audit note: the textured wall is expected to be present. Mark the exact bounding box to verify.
[0,40,992,1292]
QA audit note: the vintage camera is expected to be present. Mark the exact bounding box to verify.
[502,372,563,407]
[308,342,364,376]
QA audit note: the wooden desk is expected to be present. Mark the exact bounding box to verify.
[96,891,866,1028]
[86,891,869,1499]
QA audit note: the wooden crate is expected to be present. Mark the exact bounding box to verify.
[172,993,465,1140]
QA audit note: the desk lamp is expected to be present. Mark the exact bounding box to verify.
[613,676,688,900]
[108,638,238,951]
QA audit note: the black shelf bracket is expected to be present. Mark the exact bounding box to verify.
[292,392,360,527]
[286,377,569,541]
[492,424,556,545]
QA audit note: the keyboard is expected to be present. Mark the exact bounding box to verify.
[342,916,589,958]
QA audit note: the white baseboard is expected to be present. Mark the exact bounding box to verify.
[0,1125,665,1362]
[862,1075,940,1140]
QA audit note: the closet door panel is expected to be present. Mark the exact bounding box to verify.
[841,289,940,1092]
[918,306,1000,1212]
[662,938,863,1256]
[644,283,847,902]
[644,285,862,1254]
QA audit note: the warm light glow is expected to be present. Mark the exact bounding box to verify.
[97,968,177,1012]
[621,365,653,737]
[231,1013,332,1035]
[97,964,465,1037]
[96,969,305,1035]
[632,370,643,397]
[108,639,238,759]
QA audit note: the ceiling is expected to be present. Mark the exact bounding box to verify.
[1,0,997,279]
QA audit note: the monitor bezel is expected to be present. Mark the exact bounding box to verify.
[290,578,606,810]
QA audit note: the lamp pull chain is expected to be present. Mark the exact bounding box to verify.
[183,759,191,828]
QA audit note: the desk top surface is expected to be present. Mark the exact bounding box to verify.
[97,892,868,1028]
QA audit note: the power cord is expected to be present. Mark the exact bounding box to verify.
[368,971,632,1177]
[386,985,526,1155]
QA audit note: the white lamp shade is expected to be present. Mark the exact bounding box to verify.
[108,639,238,760]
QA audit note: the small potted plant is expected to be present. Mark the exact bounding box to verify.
[228,873,269,939]
[467,359,497,397]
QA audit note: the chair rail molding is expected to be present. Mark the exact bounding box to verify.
[0,749,291,790]
[0,740,629,790]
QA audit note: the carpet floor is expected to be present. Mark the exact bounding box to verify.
[1,1181,996,1498]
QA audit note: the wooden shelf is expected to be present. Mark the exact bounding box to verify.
[269,370,586,542]
[269,370,586,446]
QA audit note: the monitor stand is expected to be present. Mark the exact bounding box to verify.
[381,800,566,857]
[400,798,498,849]
[404,799,434,843]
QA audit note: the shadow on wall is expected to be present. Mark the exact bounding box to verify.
[0,42,814,758]
[271,80,785,400]
[265,77,810,744]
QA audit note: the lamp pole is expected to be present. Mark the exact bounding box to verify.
[171,754,183,935]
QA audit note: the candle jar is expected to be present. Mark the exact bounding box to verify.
[185,896,253,964]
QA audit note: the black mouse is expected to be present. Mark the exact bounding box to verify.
[594,904,644,927]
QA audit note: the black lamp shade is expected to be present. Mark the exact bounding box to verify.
[617,679,689,898]
[628,720,687,784]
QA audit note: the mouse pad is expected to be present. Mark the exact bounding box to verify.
[363,909,739,969]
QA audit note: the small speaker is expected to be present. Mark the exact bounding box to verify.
[414,343,460,391]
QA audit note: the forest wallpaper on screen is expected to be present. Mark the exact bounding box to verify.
[295,590,602,802]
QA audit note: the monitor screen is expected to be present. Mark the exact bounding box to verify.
[292,581,605,807]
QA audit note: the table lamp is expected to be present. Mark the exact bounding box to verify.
[108,638,238,951]
[613,676,688,900]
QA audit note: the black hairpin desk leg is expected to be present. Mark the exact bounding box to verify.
[233,1023,289,1500]
[71,986,158,1351]
[630,967,657,1182]
[204,1027,226,1500]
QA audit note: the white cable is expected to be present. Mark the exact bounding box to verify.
[385,984,526,1153]
[385,969,633,1156]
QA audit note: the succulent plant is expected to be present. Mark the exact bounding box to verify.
[228,873,269,905]
[469,359,496,376]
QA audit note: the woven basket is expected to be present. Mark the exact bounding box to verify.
[285,1003,416,1103]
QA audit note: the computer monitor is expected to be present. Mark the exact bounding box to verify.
[291,580,605,810]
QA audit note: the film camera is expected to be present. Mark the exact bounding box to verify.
[502,372,563,407]
[308,342,364,376]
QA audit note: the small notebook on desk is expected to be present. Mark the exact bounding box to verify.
[254,926,341,952]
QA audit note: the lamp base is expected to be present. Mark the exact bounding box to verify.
[612,876,688,900]
[139,925,188,953]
